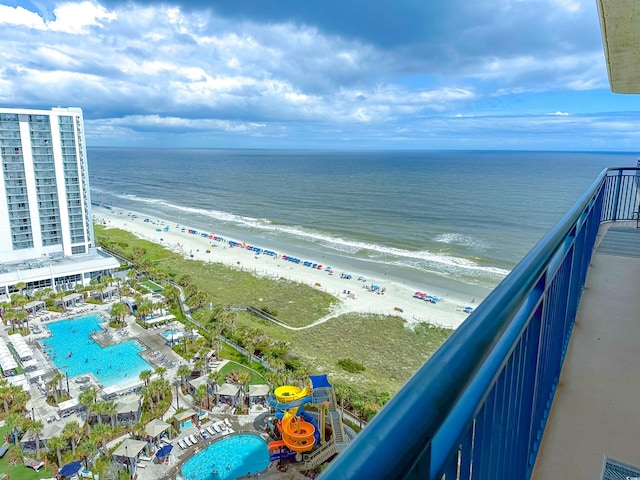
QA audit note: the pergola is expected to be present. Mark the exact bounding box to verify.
[145,418,172,442]
[112,438,148,469]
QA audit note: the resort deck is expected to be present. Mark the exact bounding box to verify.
[531,223,640,479]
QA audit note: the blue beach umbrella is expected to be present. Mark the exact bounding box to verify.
[60,461,82,477]
[156,444,173,458]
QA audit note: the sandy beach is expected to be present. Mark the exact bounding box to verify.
[95,206,484,329]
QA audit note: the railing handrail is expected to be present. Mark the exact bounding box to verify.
[321,167,640,479]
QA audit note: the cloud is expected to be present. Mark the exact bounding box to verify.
[0,0,637,149]
[0,1,115,33]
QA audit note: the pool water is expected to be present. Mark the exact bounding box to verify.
[181,434,269,480]
[40,315,152,387]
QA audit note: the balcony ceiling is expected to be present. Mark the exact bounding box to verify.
[597,0,640,93]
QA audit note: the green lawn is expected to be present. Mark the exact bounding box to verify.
[95,225,338,328]
[218,359,268,385]
[96,225,453,394]
[0,425,58,480]
[140,279,163,293]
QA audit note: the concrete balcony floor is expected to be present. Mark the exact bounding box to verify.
[532,222,640,480]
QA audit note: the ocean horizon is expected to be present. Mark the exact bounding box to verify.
[88,148,636,299]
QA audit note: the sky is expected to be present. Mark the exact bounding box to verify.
[1,0,639,150]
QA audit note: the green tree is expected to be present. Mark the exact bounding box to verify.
[154,365,167,380]
[63,421,82,456]
[194,384,208,411]
[90,422,110,450]
[103,400,117,429]
[47,435,67,468]
[110,302,129,325]
[5,412,24,444]
[25,419,44,459]
[139,369,153,387]
[177,364,191,389]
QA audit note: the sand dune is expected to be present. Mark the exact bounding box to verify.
[95,207,482,329]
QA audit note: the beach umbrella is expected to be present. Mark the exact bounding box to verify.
[156,445,173,458]
[60,461,82,477]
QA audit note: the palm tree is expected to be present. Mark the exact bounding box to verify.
[162,284,180,308]
[26,419,44,459]
[78,387,97,433]
[130,421,147,441]
[141,385,154,411]
[47,435,66,468]
[90,422,110,451]
[5,412,24,444]
[194,359,206,376]
[15,308,28,332]
[137,298,154,323]
[47,373,64,403]
[78,437,99,469]
[194,384,208,411]
[139,369,153,387]
[63,421,82,456]
[235,371,252,408]
[177,365,191,390]
[0,382,14,413]
[110,302,129,326]
[91,401,105,425]
[14,281,26,296]
[102,400,117,429]
[154,365,167,380]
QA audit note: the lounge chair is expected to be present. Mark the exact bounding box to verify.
[189,434,199,444]
[207,426,216,436]
[177,439,187,450]
[224,418,232,428]
[24,458,44,471]
[183,437,192,447]
[200,429,208,439]
[138,455,152,462]
[212,423,222,433]
[136,463,146,469]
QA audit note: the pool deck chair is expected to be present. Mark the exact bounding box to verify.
[24,458,44,471]
[207,426,216,437]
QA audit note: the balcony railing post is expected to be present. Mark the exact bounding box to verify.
[611,169,623,221]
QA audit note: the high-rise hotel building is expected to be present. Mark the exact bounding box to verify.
[0,107,119,299]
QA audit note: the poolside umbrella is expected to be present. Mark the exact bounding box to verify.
[156,445,173,459]
[60,461,82,477]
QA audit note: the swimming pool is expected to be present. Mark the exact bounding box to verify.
[181,434,269,480]
[40,315,152,387]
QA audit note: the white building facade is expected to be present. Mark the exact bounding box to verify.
[0,107,119,298]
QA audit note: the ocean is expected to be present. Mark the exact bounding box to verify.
[87,148,635,298]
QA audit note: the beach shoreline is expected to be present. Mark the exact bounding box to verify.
[94,205,487,329]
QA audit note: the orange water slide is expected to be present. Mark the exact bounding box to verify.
[279,410,316,453]
[268,440,286,450]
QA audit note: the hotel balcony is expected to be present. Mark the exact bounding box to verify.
[319,168,640,480]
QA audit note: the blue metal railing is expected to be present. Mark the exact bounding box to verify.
[320,167,640,480]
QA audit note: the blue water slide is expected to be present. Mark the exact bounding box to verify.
[300,408,321,443]
[270,395,314,412]
[270,450,297,462]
